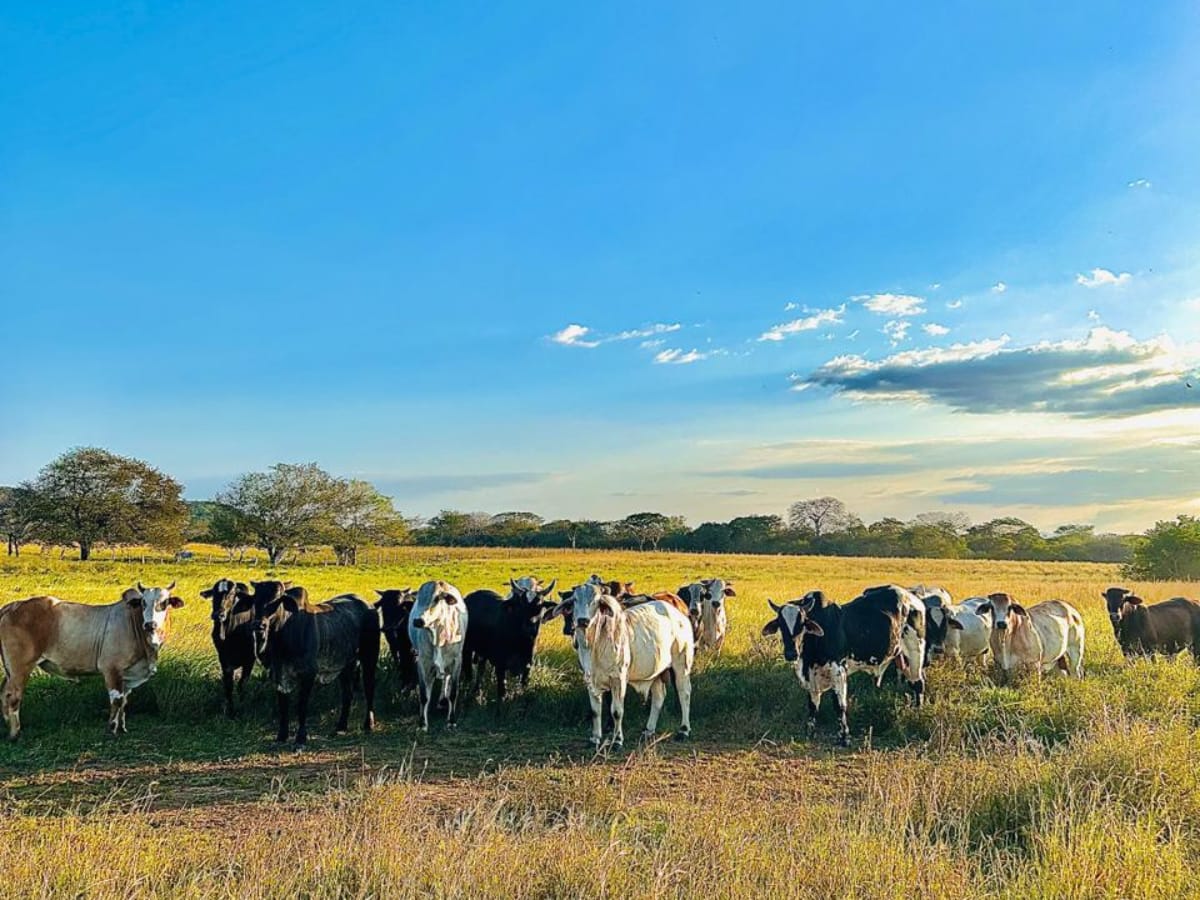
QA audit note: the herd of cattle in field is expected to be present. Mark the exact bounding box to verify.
[1,575,1198,748]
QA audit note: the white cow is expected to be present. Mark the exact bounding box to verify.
[678,579,733,654]
[975,592,1084,678]
[562,582,694,749]
[924,597,992,664]
[407,580,469,730]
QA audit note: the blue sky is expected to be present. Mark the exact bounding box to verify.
[3,2,1199,531]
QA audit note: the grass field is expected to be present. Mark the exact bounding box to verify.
[3,547,1200,898]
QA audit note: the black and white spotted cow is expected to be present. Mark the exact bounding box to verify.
[762,584,927,746]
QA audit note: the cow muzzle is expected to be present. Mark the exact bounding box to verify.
[995,620,1007,631]
[575,617,590,630]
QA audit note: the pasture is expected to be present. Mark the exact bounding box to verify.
[3,547,1200,899]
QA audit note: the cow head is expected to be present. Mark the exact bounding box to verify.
[974,592,1025,632]
[1102,586,1134,627]
[374,588,416,640]
[200,578,251,641]
[1112,593,1145,628]
[566,582,622,651]
[125,581,184,648]
[761,594,823,663]
[506,577,558,641]
[923,604,965,658]
[253,592,303,658]
[411,580,465,647]
[248,580,294,617]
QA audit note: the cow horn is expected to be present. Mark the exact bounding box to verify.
[136,581,145,593]
[768,598,783,613]
[510,578,520,590]
[166,580,176,592]
[539,579,557,597]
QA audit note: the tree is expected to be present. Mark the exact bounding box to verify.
[619,512,687,551]
[19,448,187,560]
[326,480,409,565]
[1125,516,1200,580]
[205,502,257,562]
[787,497,859,538]
[538,519,607,549]
[487,512,544,547]
[0,486,38,556]
[216,463,340,565]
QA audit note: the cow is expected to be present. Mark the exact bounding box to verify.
[253,592,379,746]
[1104,590,1200,660]
[408,580,469,731]
[548,575,622,637]
[924,597,992,664]
[677,579,734,653]
[621,591,692,622]
[974,593,1084,679]
[0,582,184,738]
[761,584,927,746]
[374,588,418,691]
[564,581,694,749]
[461,577,557,704]
[200,578,258,716]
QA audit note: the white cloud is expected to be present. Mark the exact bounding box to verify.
[654,348,708,365]
[550,324,600,348]
[923,323,950,336]
[640,339,666,349]
[1128,178,1152,189]
[615,323,682,340]
[784,301,800,311]
[883,320,911,345]
[847,329,860,341]
[929,282,941,290]
[1087,309,1101,322]
[758,305,846,342]
[1076,267,1132,288]
[1184,297,1200,311]
[855,293,926,317]
[992,282,1007,294]
[947,299,964,310]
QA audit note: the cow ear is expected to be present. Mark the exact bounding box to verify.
[200,589,214,598]
[1127,595,1144,606]
[168,597,185,609]
[541,599,558,613]
[558,591,573,601]
[373,599,384,609]
[723,586,736,597]
[375,589,386,598]
[598,602,614,617]
[948,616,964,630]
[975,602,992,616]
[761,620,780,636]
[123,587,143,605]
[802,620,824,637]
[1010,603,1026,616]
[282,596,299,613]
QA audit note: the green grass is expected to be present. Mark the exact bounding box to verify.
[2,547,1199,898]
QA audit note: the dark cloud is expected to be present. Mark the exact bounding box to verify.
[796,330,1198,417]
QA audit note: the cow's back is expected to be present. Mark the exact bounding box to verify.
[1120,598,1200,655]
[625,600,691,683]
[1027,600,1078,662]
[2,597,130,677]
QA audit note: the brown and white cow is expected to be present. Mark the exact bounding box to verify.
[975,592,1084,679]
[0,582,184,738]
[678,579,734,653]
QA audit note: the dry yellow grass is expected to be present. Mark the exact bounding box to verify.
[2,547,1198,898]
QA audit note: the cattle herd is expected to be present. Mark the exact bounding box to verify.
[1,575,1197,748]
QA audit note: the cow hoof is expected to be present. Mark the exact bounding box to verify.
[611,740,624,752]
[674,729,690,742]
[838,734,851,748]
[446,722,457,731]
[589,738,601,749]
[334,728,349,737]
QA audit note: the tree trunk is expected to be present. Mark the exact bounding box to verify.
[80,542,91,561]
[268,545,285,566]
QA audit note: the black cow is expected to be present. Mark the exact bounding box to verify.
[374,588,418,691]
[761,585,927,746]
[254,593,379,746]
[462,578,557,703]
[200,578,256,716]
[1104,587,1200,659]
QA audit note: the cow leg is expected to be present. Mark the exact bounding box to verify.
[417,679,431,732]
[275,689,290,743]
[103,670,127,735]
[673,658,693,740]
[832,664,850,747]
[335,667,354,735]
[495,667,507,704]
[1,655,34,741]
[221,666,236,717]
[806,694,819,736]
[360,651,377,734]
[586,687,604,748]
[610,679,627,750]
[643,677,667,739]
[520,665,531,689]
[294,674,315,746]
[444,673,459,729]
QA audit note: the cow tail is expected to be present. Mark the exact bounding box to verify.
[0,601,15,682]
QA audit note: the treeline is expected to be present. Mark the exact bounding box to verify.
[2,449,1197,579]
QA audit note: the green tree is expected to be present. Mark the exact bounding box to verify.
[1125,516,1200,580]
[19,447,188,560]
[788,497,860,538]
[487,512,544,547]
[216,463,340,565]
[326,479,409,565]
[619,512,687,551]
[0,486,39,556]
